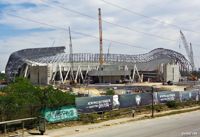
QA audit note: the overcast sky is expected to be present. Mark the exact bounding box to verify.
[0,0,200,71]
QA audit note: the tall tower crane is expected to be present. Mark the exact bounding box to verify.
[189,43,195,70]
[69,26,74,81]
[180,30,195,71]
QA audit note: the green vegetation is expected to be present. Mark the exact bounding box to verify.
[80,113,99,123]
[0,73,5,80]
[166,101,180,109]
[105,89,115,95]
[0,77,75,121]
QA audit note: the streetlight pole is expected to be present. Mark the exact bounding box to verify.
[151,86,154,118]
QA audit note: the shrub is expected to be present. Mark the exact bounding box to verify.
[154,104,168,112]
[80,113,99,123]
[166,101,181,109]
[105,89,115,95]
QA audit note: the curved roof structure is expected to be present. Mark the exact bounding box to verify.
[6,46,190,81]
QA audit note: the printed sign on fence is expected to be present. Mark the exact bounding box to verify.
[181,91,191,101]
[76,96,113,113]
[181,90,199,101]
[157,91,180,103]
[119,94,136,108]
[138,92,152,106]
[190,90,199,101]
[119,92,152,108]
[42,106,78,123]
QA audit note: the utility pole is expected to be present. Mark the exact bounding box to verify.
[98,8,104,83]
[151,86,154,118]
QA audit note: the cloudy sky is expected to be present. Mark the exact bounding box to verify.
[0,0,200,71]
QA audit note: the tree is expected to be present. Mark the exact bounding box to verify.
[0,73,5,80]
[0,77,76,121]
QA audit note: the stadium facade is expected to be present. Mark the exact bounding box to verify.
[5,46,190,85]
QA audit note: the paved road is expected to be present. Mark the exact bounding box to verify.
[61,110,200,137]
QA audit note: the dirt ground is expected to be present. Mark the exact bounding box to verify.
[72,82,187,96]
[27,106,200,137]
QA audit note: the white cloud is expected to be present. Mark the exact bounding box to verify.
[0,0,43,5]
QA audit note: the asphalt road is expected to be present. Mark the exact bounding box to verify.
[63,110,200,137]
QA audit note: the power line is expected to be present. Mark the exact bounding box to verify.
[2,39,50,46]
[100,0,200,34]
[42,1,200,47]
[40,1,177,42]
[6,13,149,50]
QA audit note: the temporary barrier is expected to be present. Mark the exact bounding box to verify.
[119,94,136,108]
[76,90,200,113]
[42,106,78,123]
[190,90,199,101]
[76,96,113,113]
[157,91,180,103]
[181,91,191,101]
[119,92,152,108]
[180,90,199,102]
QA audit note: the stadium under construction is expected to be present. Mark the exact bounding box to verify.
[5,9,194,86]
[5,46,190,85]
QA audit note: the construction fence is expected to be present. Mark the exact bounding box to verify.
[0,90,199,133]
[0,90,200,134]
[75,90,200,113]
[42,90,200,123]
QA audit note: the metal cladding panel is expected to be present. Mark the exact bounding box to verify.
[157,91,180,103]
[76,96,113,113]
[119,92,152,108]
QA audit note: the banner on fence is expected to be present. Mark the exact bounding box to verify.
[76,96,113,113]
[42,106,78,123]
[190,90,199,101]
[181,91,199,102]
[119,92,152,108]
[76,90,199,113]
[119,94,135,108]
[157,91,180,103]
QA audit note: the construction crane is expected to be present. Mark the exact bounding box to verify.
[180,30,195,71]
[68,26,75,82]
[189,43,195,70]
[107,43,111,55]
[51,40,55,47]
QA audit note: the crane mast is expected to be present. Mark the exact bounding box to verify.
[180,30,195,71]
[69,26,74,80]
[189,43,195,70]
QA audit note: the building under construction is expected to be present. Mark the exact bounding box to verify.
[5,46,190,85]
[5,8,193,85]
